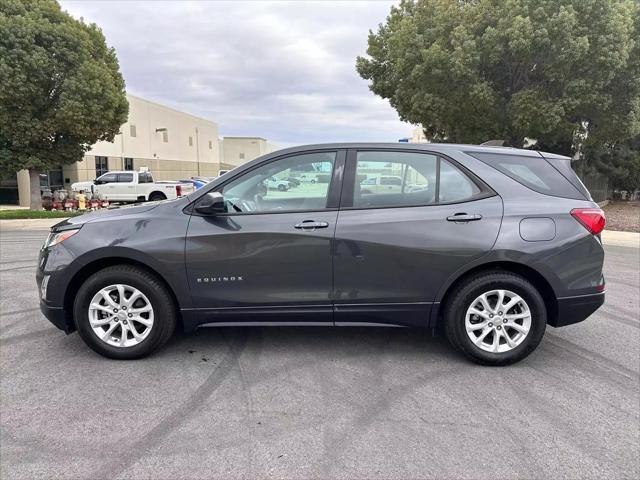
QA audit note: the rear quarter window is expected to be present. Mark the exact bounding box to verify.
[467,152,586,200]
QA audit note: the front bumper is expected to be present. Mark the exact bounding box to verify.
[551,292,605,327]
[39,300,73,333]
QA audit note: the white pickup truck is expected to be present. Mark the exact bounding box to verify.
[71,170,194,202]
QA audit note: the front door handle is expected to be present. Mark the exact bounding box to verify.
[294,220,329,230]
[446,213,482,222]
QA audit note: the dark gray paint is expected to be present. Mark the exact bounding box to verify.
[520,217,556,242]
[37,142,605,334]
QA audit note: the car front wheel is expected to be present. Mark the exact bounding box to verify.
[444,272,546,366]
[73,265,177,359]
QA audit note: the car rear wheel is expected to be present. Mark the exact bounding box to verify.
[73,265,176,359]
[444,272,546,366]
[148,192,166,202]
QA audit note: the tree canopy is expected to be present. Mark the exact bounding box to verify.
[356,0,640,159]
[0,0,128,184]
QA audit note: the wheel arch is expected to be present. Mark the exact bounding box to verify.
[62,257,183,333]
[148,191,167,200]
[432,261,558,328]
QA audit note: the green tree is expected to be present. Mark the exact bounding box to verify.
[0,0,128,209]
[580,137,640,192]
[356,0,640,157]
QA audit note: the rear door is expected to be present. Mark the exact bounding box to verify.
[333,149,503,327]
[116,172,136,201]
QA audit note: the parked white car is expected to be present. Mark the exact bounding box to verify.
[71,171,194,202]
[266,176,291,192]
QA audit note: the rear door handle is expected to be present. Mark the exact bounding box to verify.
[294,220,329,230]
[446,213,482,222]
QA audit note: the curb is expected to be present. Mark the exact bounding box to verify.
[0,218,66,231]
[601,230,640,248]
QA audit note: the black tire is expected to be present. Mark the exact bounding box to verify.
[277,184,287,192]
[73,265,177,359]
[148,192,166,202]
[444,271,546,366]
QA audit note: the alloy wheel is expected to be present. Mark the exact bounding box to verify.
[88,284,154,348]
[464,289,531,353]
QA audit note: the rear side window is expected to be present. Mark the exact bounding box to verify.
[468,152,585,200]
[351,151,487,209]
[117,173,133,183]
[439,160,480,203]
[138,172,153,183]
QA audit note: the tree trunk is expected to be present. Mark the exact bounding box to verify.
[28,169,42,210]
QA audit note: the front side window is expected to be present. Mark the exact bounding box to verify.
[98,173,117,184]
[352,150,482,208]
[220,152,336,213]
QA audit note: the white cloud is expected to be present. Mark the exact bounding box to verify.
[59,0,410,145]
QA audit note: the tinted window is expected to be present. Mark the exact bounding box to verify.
[354,151,437,208]
[221,152,336,213]
[468,152,584,199]
[439,159,480,203]
[117,173,134,183]
[98,173,117,183]
[95,157,108,177]
[138,172,153,183]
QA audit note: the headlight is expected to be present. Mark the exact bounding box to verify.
[43,229,80,249]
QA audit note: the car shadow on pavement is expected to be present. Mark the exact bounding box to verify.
[165,325,463,364]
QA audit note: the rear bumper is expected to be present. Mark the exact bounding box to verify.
[551,292,605,327]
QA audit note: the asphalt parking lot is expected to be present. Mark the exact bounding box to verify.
[1,225,638,480]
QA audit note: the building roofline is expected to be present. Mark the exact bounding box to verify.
[222,136,267,141]
[126,93,218,127]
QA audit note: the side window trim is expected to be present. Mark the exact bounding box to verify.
[340,148,494,210]
[192,149,346,217]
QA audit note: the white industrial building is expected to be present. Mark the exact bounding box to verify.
[3,95,277,207]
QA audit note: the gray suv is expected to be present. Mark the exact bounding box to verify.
[37,143,606,365]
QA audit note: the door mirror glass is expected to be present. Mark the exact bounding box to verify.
[195,192,226,215]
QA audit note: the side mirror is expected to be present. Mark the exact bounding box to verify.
[195,191,226,215]
[93,180,101,185]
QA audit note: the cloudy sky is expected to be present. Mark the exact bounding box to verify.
[59,0,410,147]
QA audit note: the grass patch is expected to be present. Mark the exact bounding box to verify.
[0,209,83,220]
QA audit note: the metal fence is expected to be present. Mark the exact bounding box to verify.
[579,173,610,203]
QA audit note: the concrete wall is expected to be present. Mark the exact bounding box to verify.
[220,137,279,171]
[410,126,430,143]
[87,95,220,167]
[13,95,222,204]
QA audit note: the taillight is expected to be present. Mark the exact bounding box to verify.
[176,185,182,197]
[571,208,606,235]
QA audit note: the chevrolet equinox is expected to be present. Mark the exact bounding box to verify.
[37,143,606,365]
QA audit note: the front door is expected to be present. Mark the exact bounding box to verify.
[185,150,344,324]
[333,149,503,327]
